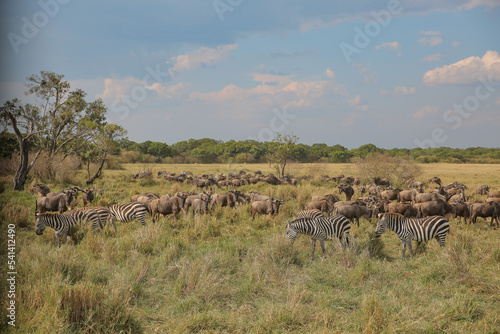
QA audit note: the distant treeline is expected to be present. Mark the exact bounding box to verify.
[116,138,500,164]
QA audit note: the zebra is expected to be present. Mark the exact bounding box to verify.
[35,209,102,246]
[375,213,450,258]
[286,215,351,260]
[78,206,115,234]
[296,209,324,220]
[108,202,149,229]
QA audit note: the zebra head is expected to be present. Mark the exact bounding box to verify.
[285,223,298,243]
[374,214,388,237]
[35,214,47,235]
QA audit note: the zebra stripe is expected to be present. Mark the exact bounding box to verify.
[108,202,149,228]
[35,209,102,246]
[286,215,351,260]
[296,209,324,220]
[375,213,450,258]
[78,206,114,234]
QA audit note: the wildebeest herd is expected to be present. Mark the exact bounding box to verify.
[32,171,500,258]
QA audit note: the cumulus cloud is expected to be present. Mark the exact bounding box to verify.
[325,68,335,79]
[423,50,500,86]
[168,44,238,76]
[420,53,442,62]
[413,105,439,119]
[375,41,402,57]
[418,36,443,46]
[348,94,368,110]
[380,86,416,96]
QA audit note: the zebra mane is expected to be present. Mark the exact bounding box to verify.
[380,212,404,218]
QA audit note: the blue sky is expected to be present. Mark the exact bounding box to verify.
[1,0,499,148]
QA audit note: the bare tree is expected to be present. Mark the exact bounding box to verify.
[267,133,298,178]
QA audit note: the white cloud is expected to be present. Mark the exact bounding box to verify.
[413,105,439,119]
[418,36,443,46]
[146,82,191,99]
[461,0,500,10]
[420,53,442,62]
[423,50,500,86]
[452,41,460,47]
[168,44,238,76]
[348,94,368,110]
[352,63,378,84]
[325,68,335,79]
[380,86,416,96]
[375,41,402,57]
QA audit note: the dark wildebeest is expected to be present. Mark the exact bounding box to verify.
[398,189,418,203]
[306,200,333,216]
[476,185,490,196]
[373,177,391,186]
[428,177,442,186]
[249,191,271,202]
[407,180,424,192]
[489,190,500,198]
[384,202,418,218]
[184,192,211,213]
[380,189,402,201]
[32,183,50,197]
[311,194,340,207]
[82,189,94,207]
[414,200,455,218]
[250,198,282,219]
[262,175,281,185]
[449,192,467,204]
[414,192,446,203]
[469,201,500,227]
[36,192,73,214]
[338,184,354,201]
[333,204,372,226]
[151,193,188,222]
[453,202,470,224]
[191,198,210,214]
[210,191,240,208]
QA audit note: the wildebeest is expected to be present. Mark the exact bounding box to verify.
[398,189,418,203]
[414,200,455,218]
[449,192,467,204]
[210,191,240,208]
[373,177,391,186]
[476,185,490,196]
[380,189,402,201]
[249,191,271,202]
[407,180,424,192]
[82,188,94,207]
[306,200,333,216]
[428,177,442,186]
[191,198,210,214]
[338,184,354,201]
[453,202,470,224]
[469,201,500,227]
[333,203,371,226]
[311,194,340,207]
[32,183,50,197]
[250,198,282,219]
[489,190,500,198]
[184,192,211,213]
[36,192,73,214]
[414,192,446,203]
[187,177,216,190]
[151,193,188,222]
[385,202,418,218]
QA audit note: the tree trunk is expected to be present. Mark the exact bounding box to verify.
[86,157,106,184]
[12,143,29,191]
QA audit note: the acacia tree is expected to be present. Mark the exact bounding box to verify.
[0,100,44,190]
[267,133,298,178]
[1,71,124,190]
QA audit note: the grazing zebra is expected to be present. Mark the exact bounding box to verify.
[296,209,324,219]
[78,206,115,234]
[286,215,351,260]
[35,209,102,246]
[108,202,149,229]
[375,213,450,258]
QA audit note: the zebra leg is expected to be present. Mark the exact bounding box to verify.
[401,241,406,258]
[310,239,316,260]
[319,240,326,259]
[407,240,413,257]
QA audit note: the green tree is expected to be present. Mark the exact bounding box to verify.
[267,133,298,177]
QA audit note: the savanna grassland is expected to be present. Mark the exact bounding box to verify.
[1,163,499,333]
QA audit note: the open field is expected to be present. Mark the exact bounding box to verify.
[1,163,499,333]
